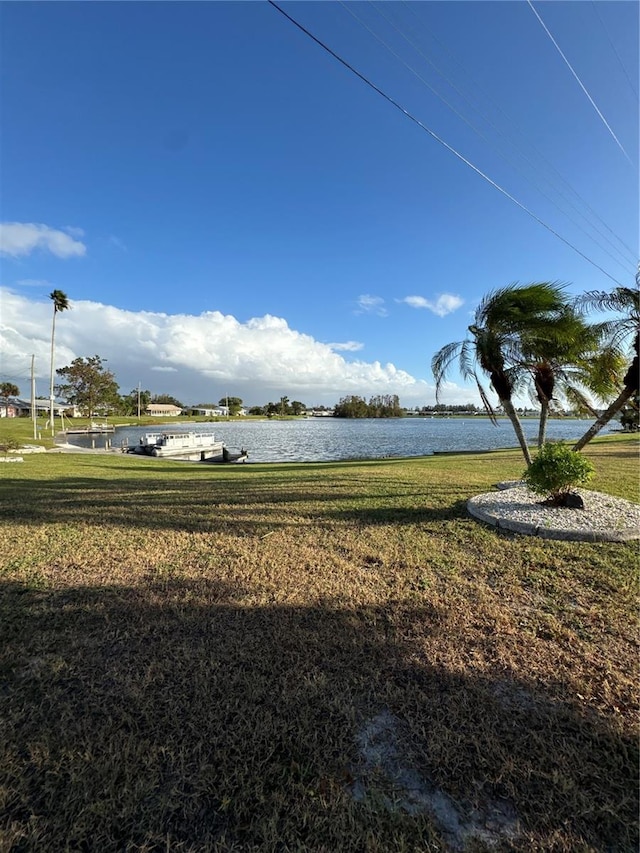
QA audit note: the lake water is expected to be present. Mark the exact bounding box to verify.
[66,417,610,463]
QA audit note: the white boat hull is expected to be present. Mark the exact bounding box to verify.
[150,441,225,460]
[126,431,246,462]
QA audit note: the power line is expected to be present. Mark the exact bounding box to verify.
[527,0,635,169]
[393,0,639,266]
[0,370,31,387]
[267,1,627,287]
[397,0,638,264]
[342,0,635,274]
[590,0,638,101]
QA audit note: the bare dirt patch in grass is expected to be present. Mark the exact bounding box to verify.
[350,708,520,850]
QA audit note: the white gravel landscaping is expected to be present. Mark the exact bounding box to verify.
[468,485,640,542]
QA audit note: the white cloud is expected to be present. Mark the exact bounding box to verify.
[432,294,464,316]
[326,341,364,352]
[399,293,463,317]
[0,222,86,259]
[355,294,388,317]
[15,278,53,288]
[0,288,458,405]
[63,226,85,239]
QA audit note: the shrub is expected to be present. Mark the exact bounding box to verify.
[0,438,20,455]
[523,442,594,505]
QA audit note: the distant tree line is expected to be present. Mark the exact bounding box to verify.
[247,397,306,417]
[418,404,481,414]
[189,398,245,416]
[333,395,403,418]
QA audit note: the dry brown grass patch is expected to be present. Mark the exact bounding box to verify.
[1,439,638,850]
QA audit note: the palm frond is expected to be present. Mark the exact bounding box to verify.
[505,366,529,397]
[500,337,526,367]
[527,384,542,409]
[575,347,627,399]
[482,281,569,332]
[457,339,477,382]
[574,286,640,319]
[562,385,600,418]
[431,340,465,400]
[476,377,499,426]
[609,320,638,351]
[49,289,70,313]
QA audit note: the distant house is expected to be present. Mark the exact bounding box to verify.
[190,406,228,417]
[146,403,183,417]
[189,406,247,417]
[2,398,79,418]
[0,398,21,418]
[35,398,81,417]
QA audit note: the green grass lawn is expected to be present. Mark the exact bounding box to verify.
[1,431,638,851]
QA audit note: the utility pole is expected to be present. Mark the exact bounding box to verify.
[137,382,141,419]
[31,354,36,439]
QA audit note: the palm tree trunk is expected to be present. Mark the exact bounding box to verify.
[49,308,57,437]
[538,400,549,448]
[532,369,553,449]
[572,385,635,451]
[502,398,532,465]
[573,348,638,451]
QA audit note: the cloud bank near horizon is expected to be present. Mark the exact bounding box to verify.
[0,289,479,406]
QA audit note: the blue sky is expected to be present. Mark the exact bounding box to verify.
[1,1,637,407]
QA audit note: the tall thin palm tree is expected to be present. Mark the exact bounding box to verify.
[49,290,70,436]
[572,281,639,451]
[432,283,571,465]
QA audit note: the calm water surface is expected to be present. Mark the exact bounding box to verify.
[67,417,609,463]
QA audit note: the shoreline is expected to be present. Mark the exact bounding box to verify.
[45,433,637,465]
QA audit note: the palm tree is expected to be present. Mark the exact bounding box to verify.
[559,345,627,417]
[432,283,571,465]
[519,308,621,447]
[572,281,639,451]
[48,290,70,436]
[0,382,19,418]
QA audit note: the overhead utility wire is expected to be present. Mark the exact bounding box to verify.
[346,0,635,274]
[388,0,638,267]
[590,0,638,101]
[350,0,634,274]
[527,0,635,170]
[399,0,638,264]
[267,1,625,287]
